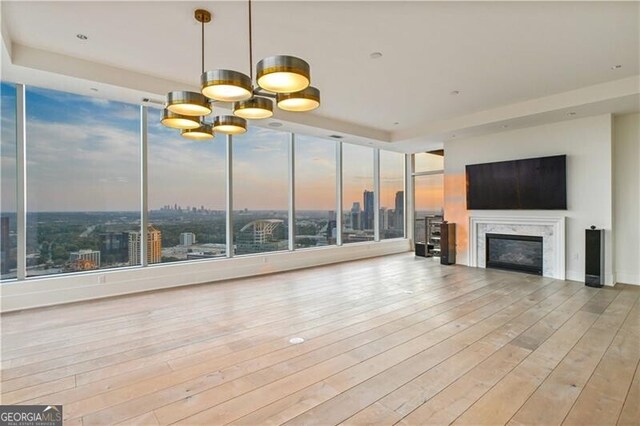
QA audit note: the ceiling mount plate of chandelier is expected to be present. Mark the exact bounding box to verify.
[161,2,320,140]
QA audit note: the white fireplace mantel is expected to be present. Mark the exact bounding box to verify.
[468,215,566,280]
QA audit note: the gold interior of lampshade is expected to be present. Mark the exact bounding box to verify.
[233,97,274,119]
[166,91,212,116]
[256,55,310,93]
[160,109,202,129]
[201,70,253,102]
[277,86,320,112]
[213,115,247,135]
[181,123,214,140]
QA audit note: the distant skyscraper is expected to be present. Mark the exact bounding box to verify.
[128,225,162,265]
[395,191,404,230]
[1,217,9,274]
[380,207,389,230]
[180,232,196,246]
[363,190,374,230]
[350,202,362,230]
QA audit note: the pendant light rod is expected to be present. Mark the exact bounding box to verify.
[248,0,254,82]
[194,9,212,74]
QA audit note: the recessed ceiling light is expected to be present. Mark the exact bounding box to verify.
[289,337,305,344]
[451,134,456,138]
[90,88,98,92]
[611,64,622,70]
[450,90,461,96]
[329,134,344,139]
[567,111,577,116]
[502,124,509,129]
[268,122,283,128]
[370,52,383,59]
[76,34,88,40]
[393,122,399,125]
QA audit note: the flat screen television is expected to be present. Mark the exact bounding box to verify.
[466,155,567,210]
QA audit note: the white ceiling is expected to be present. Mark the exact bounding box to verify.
[1,1,639,150]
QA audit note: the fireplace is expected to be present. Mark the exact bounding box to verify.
[486,233,543,275]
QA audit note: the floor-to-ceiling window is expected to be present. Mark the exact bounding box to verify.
[294,135,337,248]
[414,152,444,243]
[147,108,227,264]
[1,83,17,280]
[342,144,374,244]
[379,150,405,240]
[25,86,141,276]
[233,127,289,255]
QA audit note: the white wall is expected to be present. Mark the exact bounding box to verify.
[444,114,614,285]
[613,113,640,285]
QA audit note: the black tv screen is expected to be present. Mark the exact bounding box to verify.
[466,155,567,210]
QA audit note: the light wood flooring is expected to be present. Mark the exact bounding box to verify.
[1,253,639,425]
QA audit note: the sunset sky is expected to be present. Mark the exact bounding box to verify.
[1,83,409,213]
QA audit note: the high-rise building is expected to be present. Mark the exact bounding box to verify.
[128,226,162,265]
[1,216,10,274]
[350,202,361,230]
[180,232,196,246]
[363,190,374,230]
[395,191,404,230]
[380,207,389,230]
[69,249,100,271]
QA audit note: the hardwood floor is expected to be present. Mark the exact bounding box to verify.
[1,253,638,425]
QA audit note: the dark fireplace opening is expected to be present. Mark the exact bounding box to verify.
[486,233,543,275]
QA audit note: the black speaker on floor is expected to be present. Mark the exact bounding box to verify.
[585,226,604,288]
[440,222,456,265]
[415,242,426,257]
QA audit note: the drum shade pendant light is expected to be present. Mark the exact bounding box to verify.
[277,86,320,112]
[181,123,215,140]
[161,109,201,130]
[161,2,320,139]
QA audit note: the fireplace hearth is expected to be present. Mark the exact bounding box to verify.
[486,233,543,275]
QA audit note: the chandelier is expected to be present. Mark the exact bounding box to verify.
[161,1,321,140]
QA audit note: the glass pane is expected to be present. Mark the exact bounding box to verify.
[295,135,336,248]
[1,83,17,280]
[415,152,444,173]
[233,127,288,255]
[148,108,226,264]
[414,173,444,242]
[380,150,405,239]
[342,144,374,244]
[25,86,140,277]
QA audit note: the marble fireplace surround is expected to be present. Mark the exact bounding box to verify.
[468,216,566,280]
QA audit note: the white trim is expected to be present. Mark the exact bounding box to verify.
[336,142,343,246]
[468,215,566,280]
[16,84,26,280]
[373,149,380,241]
[0,239,410,313]
[288,133,296,251]
[225,135,233,258]
[140,106,148,267]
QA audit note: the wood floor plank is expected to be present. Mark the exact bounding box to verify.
[0,254,637,426]
[67,268,505,422]
[170,276,550,425]
[563,296,640,425]
[508,288,640,425]
[450,310,602,424]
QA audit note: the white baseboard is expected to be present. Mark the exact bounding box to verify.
[0,239,411,313]
[615,272,640,286]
